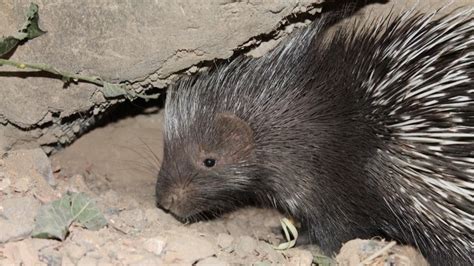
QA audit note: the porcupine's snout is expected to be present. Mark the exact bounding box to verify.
[155,177,191,218]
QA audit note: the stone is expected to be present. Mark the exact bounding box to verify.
[143,237,166,256]
[234,236,258,257]
[284,248,313,266]
[0,196,41,243]
[0,175,11,191]
[217,233,234,252]
[12,177,30,192]
[2,240,42,265]
[164,234,216,264]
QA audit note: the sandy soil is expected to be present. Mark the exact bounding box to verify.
[0,103,428,265]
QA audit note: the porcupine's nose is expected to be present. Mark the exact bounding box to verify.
[159,194,178,211]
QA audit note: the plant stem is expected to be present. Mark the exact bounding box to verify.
[0,58,160,100]
[0,58,104,86]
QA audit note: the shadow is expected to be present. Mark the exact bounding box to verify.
[0,42,20,60]
[0,69,63,80]
[93,90,166,128]
[56,88,166,143]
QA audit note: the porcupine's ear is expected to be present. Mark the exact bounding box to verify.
[215,113,254,157]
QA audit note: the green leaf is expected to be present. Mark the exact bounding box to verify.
[0,37,20,57]
[0,3,45,58]
[70,193,108,230]
[22,3,46,40]
[31,194,74,240]
[32,192,107,241]
[26,2,40,19]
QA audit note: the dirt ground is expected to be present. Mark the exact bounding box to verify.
[0,103,429,265]
[5,2,469,264]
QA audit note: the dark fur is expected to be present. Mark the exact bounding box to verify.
[156,10,473,266]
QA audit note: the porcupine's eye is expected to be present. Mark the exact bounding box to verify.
[203,158,216,168]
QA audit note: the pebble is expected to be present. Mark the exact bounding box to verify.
[143,237,166,256]
[119,208,146,231]
[72,124,81,134]
[254,242,285,263]
[0,176,11,191]
[3,148,56,188]
[217,233,234,252]
[67,174,89,193]
[234,236,258,257]
[0,197,41,243]
[68,227,108,252]
[2,240,41,265]
[12,177,30,192]
[224,222,244,236]
[149,73,159,81]
[164,234,216,264]
[187,66,199,74]
[65,244,87,260]
[38,248,62,266]
[284,248,314,266]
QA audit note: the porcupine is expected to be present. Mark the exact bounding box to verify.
[155,9,474,265]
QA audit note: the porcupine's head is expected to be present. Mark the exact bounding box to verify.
[153,12,329,221]
[154,71,261,221]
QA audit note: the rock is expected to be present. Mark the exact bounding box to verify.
[255,242,285,263]
[143,237,166,256]
[64,244,87,260]
[336,239,428,266]
[3,149,57,202]
[224,220,244,236]
[234,236,258,257]
[5,148,56,186]
[284,248,313,266]
[66,174,90,193]
[118,208,146,231]
[1,240,42,265]
[12,177,30,192]
[0,174,11,191]
[164,234,216,264]
[69,227,109,248]
[217,233,234,252]
[38,248,62,266]
[0,196,41,243]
